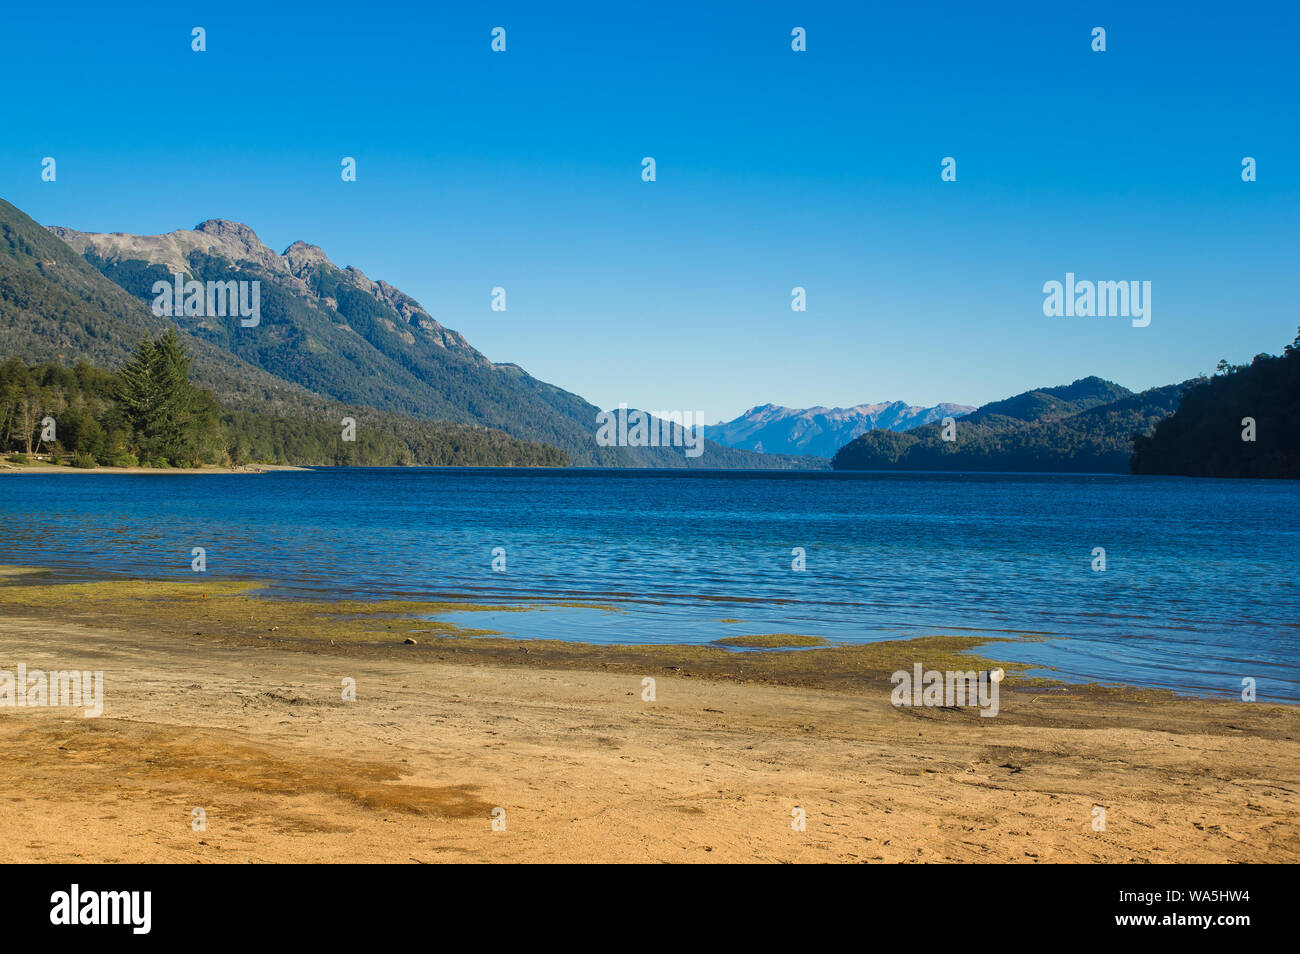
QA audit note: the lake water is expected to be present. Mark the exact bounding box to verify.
[1,468,1297,700]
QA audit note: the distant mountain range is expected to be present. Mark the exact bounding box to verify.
[831,376,1187,473]
[0,198,817,469]
[9,195,1292,477]
[711,401,975,457]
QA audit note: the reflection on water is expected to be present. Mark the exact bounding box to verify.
[1,467,1297,699]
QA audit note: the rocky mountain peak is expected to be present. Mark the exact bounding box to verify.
[191,219,282,267]
[282,240,332,275]
[44,216,483,361]
[194,218,261,243]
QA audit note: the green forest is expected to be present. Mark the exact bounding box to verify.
[1131,330,1300,478]
[831,377,1185,473]
[0,331,569,468]
[830,331,1300,479]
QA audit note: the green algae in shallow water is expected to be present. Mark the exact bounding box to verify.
[714,634,831,649]
[0,565,52,578]
[0,576,261,602]
[0,568,1065,692]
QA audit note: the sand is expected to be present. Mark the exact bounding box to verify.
[0,577,1296,863]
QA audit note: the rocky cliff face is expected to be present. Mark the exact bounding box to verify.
[48,219,477,359]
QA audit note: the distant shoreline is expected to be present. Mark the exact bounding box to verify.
[0,463,309,475]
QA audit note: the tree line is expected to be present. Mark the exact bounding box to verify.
[831,384,1184,473]
[1131,329,1300,478]
[1,331,569,468]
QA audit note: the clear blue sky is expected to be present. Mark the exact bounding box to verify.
[2,0,1296,423]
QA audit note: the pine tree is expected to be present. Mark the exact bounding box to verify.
[116,336,160,440]
[115,331,199,464]
[151,330,198,462]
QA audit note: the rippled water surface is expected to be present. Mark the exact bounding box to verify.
[1,468,1296,699]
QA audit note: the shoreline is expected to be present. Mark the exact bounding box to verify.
[0,565,1281,703]
[0,566,1174,699]
[0,463,309,475]
[1,569,1296,862]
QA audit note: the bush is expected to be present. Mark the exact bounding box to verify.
[71,452,97,469]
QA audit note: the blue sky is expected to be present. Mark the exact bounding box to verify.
[2,0,1296,423]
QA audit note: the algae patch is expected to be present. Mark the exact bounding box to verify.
[714,634,830,649]
[0,567,1055,693]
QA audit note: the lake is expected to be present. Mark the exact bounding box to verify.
[1,468,1296,700]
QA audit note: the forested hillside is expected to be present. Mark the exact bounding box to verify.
[1131,332,1300,478]
[41,207,809,468]
[832,377,1185,473]
[0,335,569,468]
[4,198,818,468]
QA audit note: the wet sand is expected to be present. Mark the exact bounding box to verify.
[0,571,1296,863]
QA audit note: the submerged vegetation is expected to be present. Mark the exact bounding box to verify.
[0,567,1054,694]
[714,634,831,648]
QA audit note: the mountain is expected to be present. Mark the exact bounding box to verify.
[46,215,630,464]
[1,199,317,413]
[960,377,1132,427]
[1132,334,1300,478]
[831,376,1185,473]
[0,199,569,466]
[710,401,975,457]
[1,198,815,468]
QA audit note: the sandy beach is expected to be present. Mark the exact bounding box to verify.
[0,570,1296,863]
